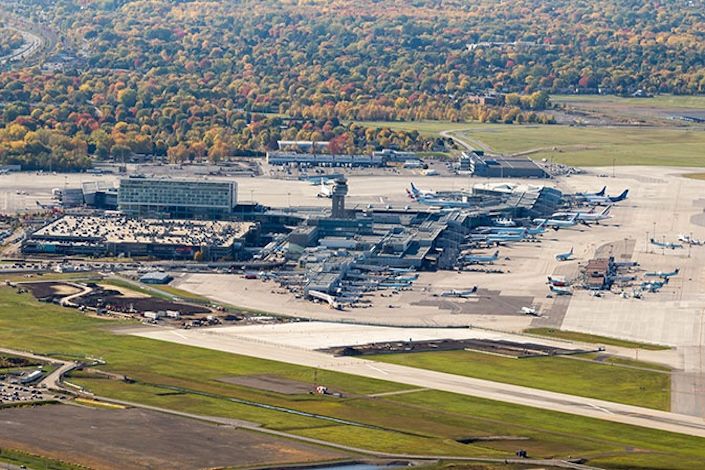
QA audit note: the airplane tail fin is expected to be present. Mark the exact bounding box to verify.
[569,247,574,255]
[597,186,607,196]
[613,189,629,201]
[410,182,420,196]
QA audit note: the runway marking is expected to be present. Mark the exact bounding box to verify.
[587,403,614,415]
[365,363,390,375]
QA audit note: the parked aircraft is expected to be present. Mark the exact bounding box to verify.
[407,182,437,199]
[645,268,679,279]
[650,238,683,250]
[547,275,569,287]
[555,247,574,262]
[415,196,473,209]
[436,286,478,298]
[578,189,629,206]
[520,306,540,316]
[640,279,668,292]
[575,186,606,198]
[678,234,704,246]
[532,214,579,230]
[461,250,499,265]
[552,206,613,223]
[486,221,547,236]
[317,181,334,198]
[549,284,572,295]
[494,217,516,227]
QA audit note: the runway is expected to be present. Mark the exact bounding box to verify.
[133,327,705,439]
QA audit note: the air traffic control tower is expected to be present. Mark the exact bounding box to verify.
[331,176,349,219]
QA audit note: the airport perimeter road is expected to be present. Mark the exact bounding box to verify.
[135,328,705,438]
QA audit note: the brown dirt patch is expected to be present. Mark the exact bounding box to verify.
[0,404,346,470]
[218,374,316,395]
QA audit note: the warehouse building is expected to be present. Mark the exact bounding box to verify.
[465,152,549,178]
[118,177,237,219]
[266,151,384,167]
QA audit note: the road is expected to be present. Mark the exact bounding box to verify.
[134,328,705,439]
[440,129,494,153]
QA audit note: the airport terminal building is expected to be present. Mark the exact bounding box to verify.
[118,178,237,219]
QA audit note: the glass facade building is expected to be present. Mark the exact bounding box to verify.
[118,178,237,219]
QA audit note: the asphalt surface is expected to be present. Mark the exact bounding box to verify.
[135,327,705,439]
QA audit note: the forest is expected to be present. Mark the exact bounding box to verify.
[0,0,703,170]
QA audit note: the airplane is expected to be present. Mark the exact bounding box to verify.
[484,232,527,244]
[520,306,541,316]
[549,284,572,296]
[575,186,607,198]
[415,197,474,209]
[316,181,334,198]
[460,250,499,265]
[678,234,704,246]
[578,189,629,206]
[532,214,579,230]
[555,247,574,262]
[547,275,569,287]
[650,238,683,250]
[484,221,547,236]
[436,286,478,298]
[645,268,679,279]
[393,274,419,282]
[640,280,668,292]
[407,182,437,199]
[389,267,415,274]
[552,206,613,224]
[35,201,61,210]
[494,218,516,227]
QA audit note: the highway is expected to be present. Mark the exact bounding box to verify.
[135,328,705,439]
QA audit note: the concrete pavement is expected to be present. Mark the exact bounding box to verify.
[133,327,705,439]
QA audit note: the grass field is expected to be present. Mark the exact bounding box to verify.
[552,94,705,110]
[1,287,705,468]
[369,350,670,410]
[526,328,671,351]
[352,120,473,136]
[453,124,705,167]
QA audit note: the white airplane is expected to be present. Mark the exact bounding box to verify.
[644,268,679,279]
[406,182,437,199]
[650,238,683,250]
[552,206,613,223]
[555,247,574,262]
[578,189,629,206]
[436,286,478,298]
[547,275,569,287]
[549,284,573,296]
[460,250,499,265]
[317,181,334,198]
[575,186,606,198]
[494,218,516,227]
[678,234,704,246]
[520,306,541,316]
[532,214,579,230]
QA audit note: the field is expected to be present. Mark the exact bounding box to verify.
[0,405,346,470]
[369,350,670,410]
[526,328,671,351]
[1,287,705,468]
[552,94,705,110]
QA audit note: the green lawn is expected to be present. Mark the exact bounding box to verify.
[1,287,705,468]
[0,448,82,470]
[454,124,705,167]
[351,120,474,136]
[526,328,671,351]
[552,94,705,110]
[369,350,670,410]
